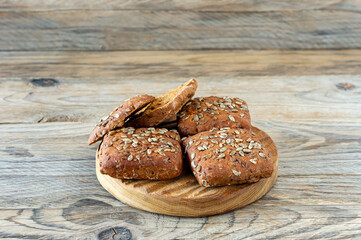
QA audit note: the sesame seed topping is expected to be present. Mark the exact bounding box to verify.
[128,155,133,161]
[253,142,262,149]
[259,152,266,158]
[202,180,208,186]
[219,147,227,153]
[241,105,249,111]
[250,158,257,164]
[232,170,241,176]
[191,153,195,159]
[218,153,226,158]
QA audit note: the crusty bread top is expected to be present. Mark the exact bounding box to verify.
[177,96,251,137]
[182,127,273,187]
[98,127,183,180]
[88,94,155,145]
[127,79,198,127]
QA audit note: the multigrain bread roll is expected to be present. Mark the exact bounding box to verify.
[127,79,198,127]
[182,128,273,187]
[88,95,155,145]
[98,127,183,180]
[177,96,251,137]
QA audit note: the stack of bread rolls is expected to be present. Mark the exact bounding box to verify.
[89,79,273,187]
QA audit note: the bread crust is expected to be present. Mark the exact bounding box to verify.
[88,95,155,145]
[127,79,198,127]
[183,128,273,187]
[98,127,182,180]
[177,96,251,137]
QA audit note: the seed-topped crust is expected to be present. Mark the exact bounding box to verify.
[183,128,273,187]
[177,96,251,137]
[88,95,155,145]
[99,127,182,180]
[127,79,198,127]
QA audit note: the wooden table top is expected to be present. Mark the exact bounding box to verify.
[1,1,361,239]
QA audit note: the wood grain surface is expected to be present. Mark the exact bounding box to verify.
[1,6,360,51]
[2,0,360,11]
[1,50,360,238]
[1,0,361,237]
[1,50,360,125]
[96,127,278,217]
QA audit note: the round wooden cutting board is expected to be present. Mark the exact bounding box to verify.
[96,126,278,217]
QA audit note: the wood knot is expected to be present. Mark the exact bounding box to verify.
[3,146,34,158]
[38,115,78,123]
[98,227,132,240]
[30,78,59,87]
[336,82,355,91]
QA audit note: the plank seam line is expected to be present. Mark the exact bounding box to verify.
[0,9,360,13]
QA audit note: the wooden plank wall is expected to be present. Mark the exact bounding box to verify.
[0,0,360,51]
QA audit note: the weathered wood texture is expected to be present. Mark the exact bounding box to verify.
[1,0,360,11]
[1,50,361,238]
[1,121,360,239]
[0,8,360,50]
[1,50,360,124]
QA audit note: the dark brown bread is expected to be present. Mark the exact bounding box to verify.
[98,127,182,180]
[177,96,251,137]
[183,128,273,187]
[127,79,198,127]
[88,95,155,145]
